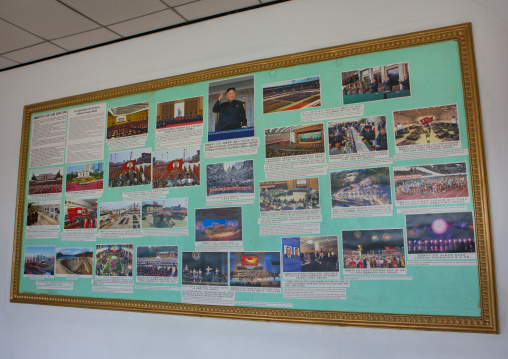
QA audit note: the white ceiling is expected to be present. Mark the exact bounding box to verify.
[0,0,284,71]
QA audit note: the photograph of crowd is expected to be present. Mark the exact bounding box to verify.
[64,199,97,230]
[394,104,460,148]
[260,177,319,212]
[206,160,254,198]
[182,252,228,286]
[330,167,392,208]
[137,246,178,279]
[262,76,321,113]
[109,148,151,188]
[282,236,339,273]
[28,167,63,195]
[152,147,200,188]
[342,63,410,105]
[100,201,140,230]
[66,162,104,192]
[55,248,93,276]
[265,123,325,159]
[95,244,133,277]
[328,116,388,155]
[394,162,469,202]
[342,229,406,270]
[107,102,148,139]
[24,246,55,276]
[230,252,281,288]
[141,198,188,229]
[406,212,476,255]
[27,201,60,226]
[156,96,203,129]
[195,207,242,242]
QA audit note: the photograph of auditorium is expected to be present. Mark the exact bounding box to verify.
[208,75,255,142]
[136,246,178,280]
[152,147,200,188]
[394,162,469,203]
[282,236,339,273]
[342,229,406,270]
[328,116,389,155]
[393,104,460,148]
[109,148,152,188]
[99,201,141,230]
[330,167,392,208]
[27,201,60,227]
[181,252,228,286]
[107,102,149,139]
[28,167,63,195]
[229,252,281,288]
[195,207,242,242]
[156,96,204,130]
[406,212,476,256]
[262,76,321,113]
[95,244,133,277]
[259,177,320,212]
[265,124,325,160]
[342,62,410,105]
[206,160,254,199]
[55,248,93,277]
[24,246,55,276]
[65,162,104,192]
[64,199,98,230]
[141,198,188,229]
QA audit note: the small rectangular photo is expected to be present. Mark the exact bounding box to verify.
[27,200,60,227]
[230,252,281,288]
[206,159,254,201]
[109,148,151,188]
[156,96,204,130]
[152,147,200,188]
[265,123,325,161]
[282,236,339,275]
[260,177,320,214]
[55,248,93,277]
[136,245,178,283]
[95,244,133,277]
[182,252,228,286]
[141,198,188,229]
[24,246,55,276]
[99,201,140,230]
[262,76,321,114]
[28,167,63,197]
[208,75,255,142]
[66,162,104,193]
[195,207,242,243]
[107,102,149,139]
[64,199,98,230]
[342,63,410,105]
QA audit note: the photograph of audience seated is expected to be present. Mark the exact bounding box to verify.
[181,252,228,286]
[136,246,178,280]
[342,62,410,105]
[229,252,281,288]
[107,102,149,139]
[28,167,63,196]
[265,123,325,160]
[156,96,204,130]
[282,236,339,273]
[259,177,319,212]
[262,76,321,113]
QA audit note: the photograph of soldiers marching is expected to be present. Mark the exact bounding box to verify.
[95,244,133,277]
[136,246,178,281]
[156,96,204,129]
[65,162,104,192]
[27,201,60,226]
[206,159,254,199]
[64,199,98,230]
[182,252,228,286]
[109,148,151,188]
[262,76,321,113]
[24,246,55,276]
[152,146,200,188]
[107,102,148,139]
[100,201,141,230]
[282,236,339,273]
[260,177,320,212]
[265,124,325,159]
[55,248,93,276]
[328,116,388,155]
[229,252,281,288]
[28,167,63,195]
[141,198,188,229]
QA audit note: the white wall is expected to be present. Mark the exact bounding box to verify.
[1,1,507,358]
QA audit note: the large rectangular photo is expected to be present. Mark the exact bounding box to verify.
[99,201,141,230]
[28,167,63,198]
[182,252,228,286]
[195,207,242,246]
[63,199,98,230]
[26,200,60,228]
[229,252,281,291]
[156,96,204,130]
[265,123,325,162]
[55,248,93,277]
[24,246,55,277]
[262,76,321,113]
[109,148,151,188]
[107,102,149,139]
[136,245,178,283]
[95,244,133,277]
[152,147,200,188]
[65,162,104,194]
[141,198,188,229]
[206,159,254,202]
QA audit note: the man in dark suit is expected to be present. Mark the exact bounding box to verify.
[212,88,247,131]
[399,73,410,90]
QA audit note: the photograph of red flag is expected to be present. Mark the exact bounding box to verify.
[152,147,200,188]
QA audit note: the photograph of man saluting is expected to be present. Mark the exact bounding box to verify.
[212,87,247,131]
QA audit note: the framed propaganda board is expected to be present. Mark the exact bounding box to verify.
[10,23,498,333]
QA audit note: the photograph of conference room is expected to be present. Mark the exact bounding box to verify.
[107,102,148,139]
[195,207,242,242]
[24,246,55,276]
[229,252,281,288]
[66,162,104,193]
[99,201,140,230]
[136,245,178,280]
[64,199,97,230]
[259,177,320,213]
[393,104,460,149]
[141,198,188,229]
[342,62,410,105]
[156,96,204,130]
[95,244,133,277]
[28,167,63,196]
[181,252,228,286]
[282,236,339,273]
[265,123,325,160]
[262,76,321,113]
[152,147,200,188]
[109,148,151,188]
[206,159,254,199]
[27,201,60,227]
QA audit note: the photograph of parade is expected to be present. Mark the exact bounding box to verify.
[156,96,203,129]
[27,201,60,226]
[342,62,410,105]
[182,252,228,286]
[64,199,97,230]
[141,198,188,229]
[152,147,200,188]
[107,102,148,139]
[99,201,140,230]
[328,116,388,155]
[342,229,406,270]
[206,160,254,199]
[208,76,254,141]
[55,248,93,276]
[282,236,339,273]
[265,123,325,159]
[406,212,476,255]
[24,246,55,276]
[260,177,320,212]
[394,104,460,148]
[195,207,242,242]
[136,246,178,280]
[65,162,104,192]
[28,167,63,195]
[330,167,392,208]
[230,252,281,288]
[262,76,321,113]
[109,148,151,188]
[95,244,133,277]
[394,162,469,202]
